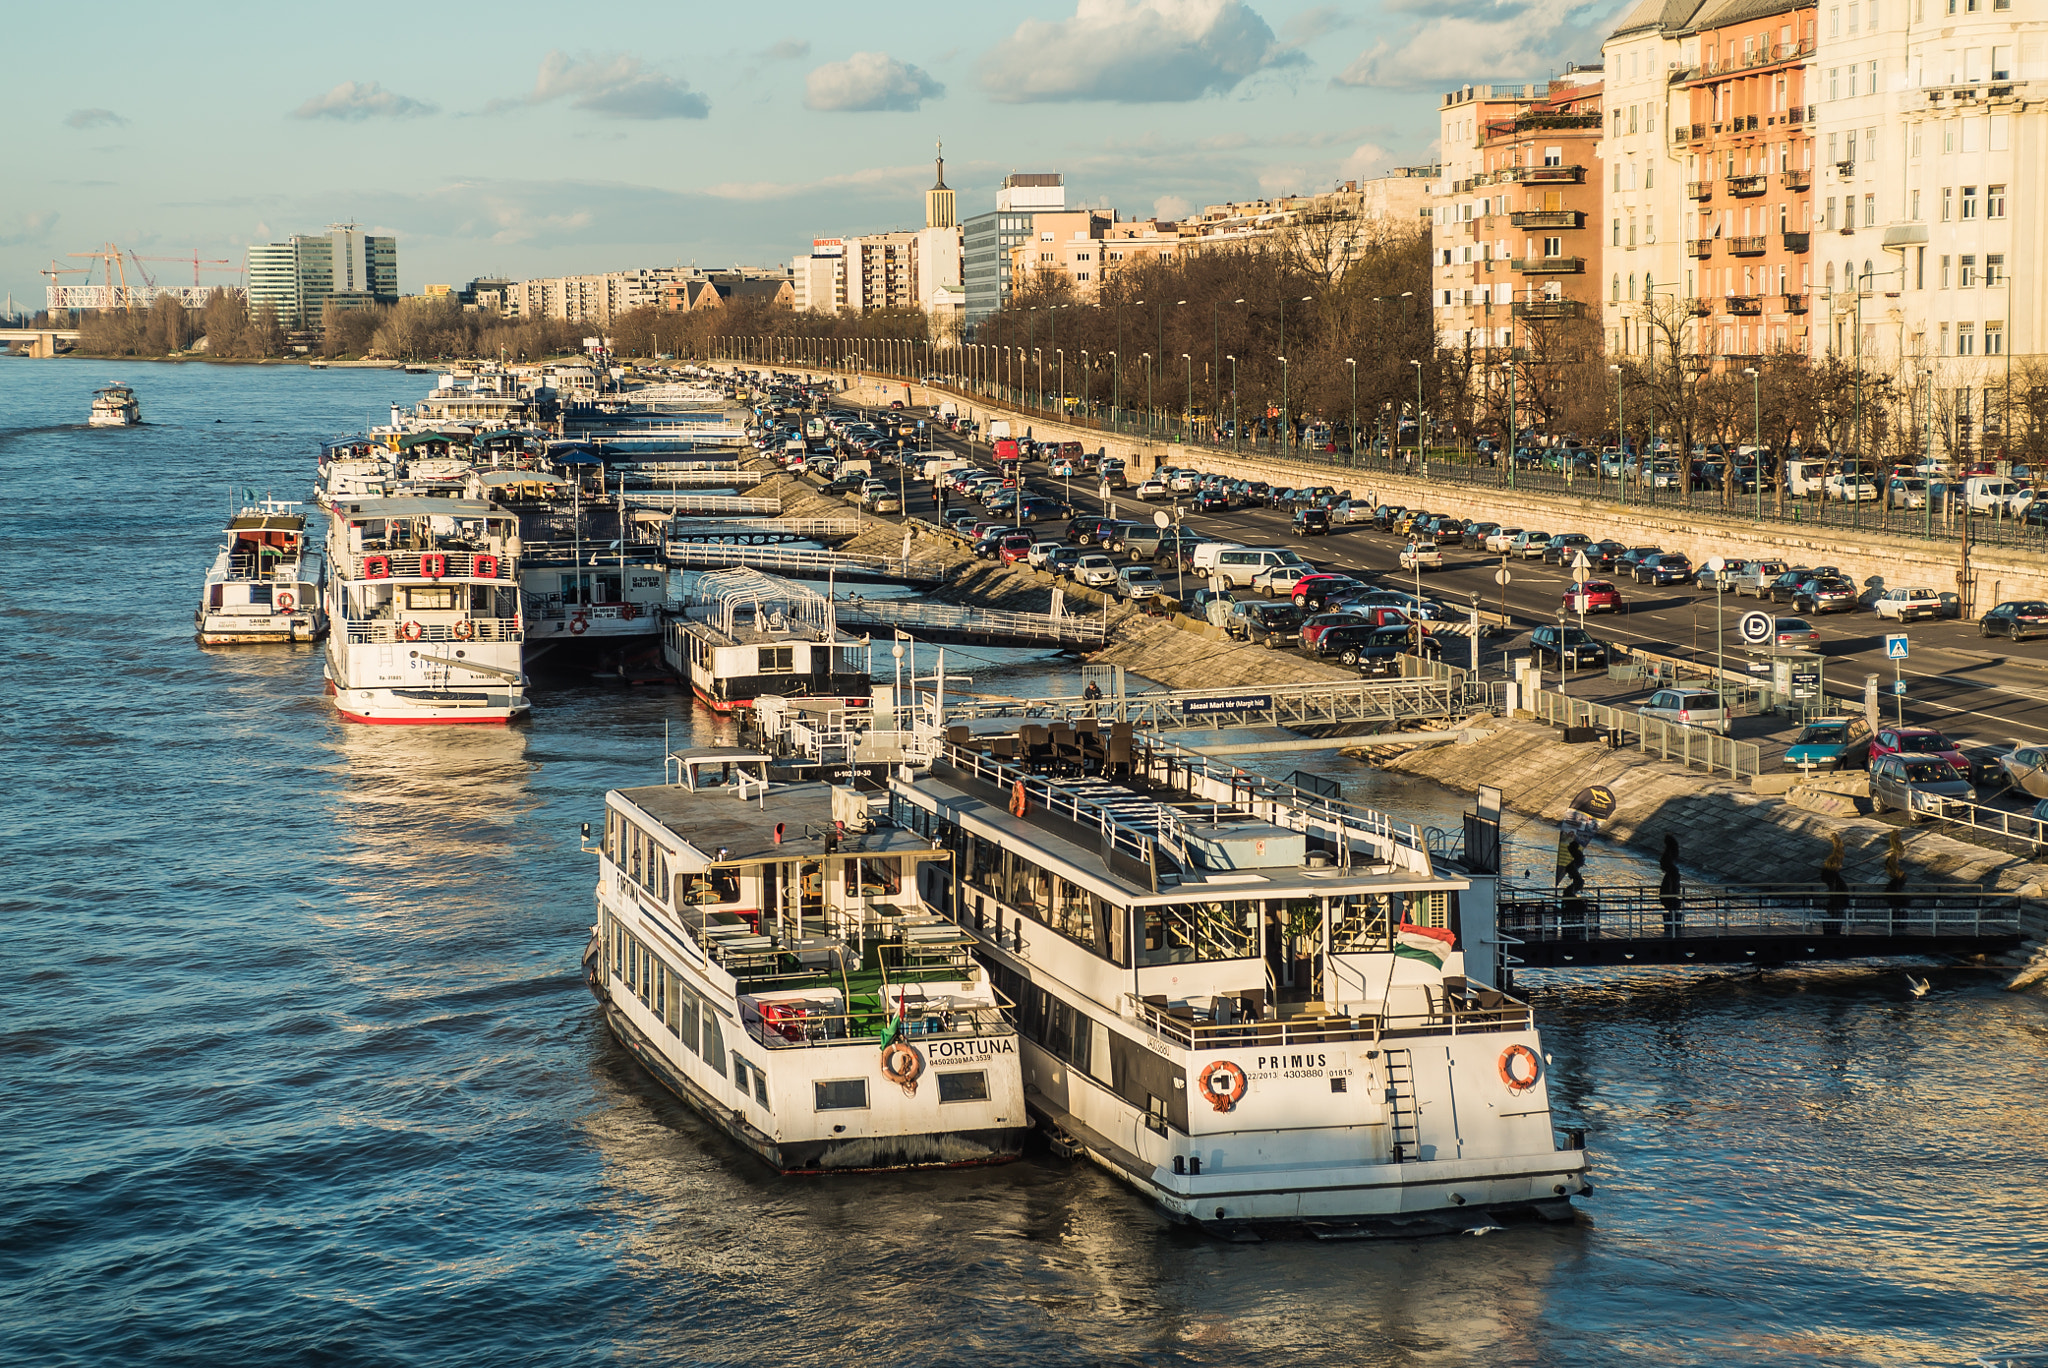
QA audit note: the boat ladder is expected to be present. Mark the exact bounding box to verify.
[1383,1047,1418,1163]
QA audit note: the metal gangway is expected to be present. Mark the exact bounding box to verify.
[618,468,768,488]
[834,597,1109,648]
[663,517,862,548]
[944,673,1501,730]
[1494,880,2027,972]
[626,493,782,515]
[663,542,953,586]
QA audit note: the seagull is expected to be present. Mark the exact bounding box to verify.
[1907,975,1931,998]
[1462,1224,1504,1237]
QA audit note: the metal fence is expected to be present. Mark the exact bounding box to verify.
[626,493,783,515]
[1498,880,2022,941]
[1909,790,2048,850]
[948,675,1496,730]
[835,598,1109,646]
[662,542,953,583]
[1527,687,1762,779]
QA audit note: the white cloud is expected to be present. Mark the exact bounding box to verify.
[1336,141,1392,180]
[979,0,1302,104]
[704,163,930,202]
[1281,5,1353,44]
[0,210,59,247]
[762,38,810,60]
[804,52,945,112]
[497,51,710,119]
[63,108,126,130]
[1334,0,1626,90]
[1153,194,1192,219]
[292,81,438,121]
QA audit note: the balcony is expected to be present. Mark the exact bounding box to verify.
[1511,299,1586,320]
[1511,256,1585,274]
[1788,106,1805,124]
[1686,180,1715,201]
[1681,355,1712,372]
[1729,235,1768,256]
[1502,164,1586,184]
[1687,298,1714,316]
[1726,295,1763,315]
[1727,174,1769,197]
[1725,354,1766,370]
[1685,239,1715,259]
[1781,169,1811,191]
[1783,293,1809,314]
[1509,209,1584,229]
[1782,231,1811,252]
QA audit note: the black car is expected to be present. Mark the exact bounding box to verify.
[1585,539,1630,571]
[1979,600,2048,641]
[1767,567,1816,603]
[1792,575,1859,614]
[1064,517,1124,546]
[1614,546,1664,579]
[1195,487,1231,513]
[1433,518,1468,547]
[1543,533,1595,565]
[1231,600,1304,647]
[1324,624,1440,671]
[1292,506,1332,535]
[1464,521,1501,550]
[1634,553,1695,586]
[1374,505,1407,532]
[1529,625,1609,669]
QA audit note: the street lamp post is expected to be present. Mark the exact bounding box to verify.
[1226,355,1239,455]
[1410,359,1425,473]
[1743,367,1761,522]
[1504,359,1518,492]
[1346,358,1358,468]
[1611,362,1625,511]
[1142,353,1152,438]
[1109,350,1119,427]
[1278,294,1312,450]
[1056,348,1065,417]
[1277,356,1289,452]
[1181,354,1192,442]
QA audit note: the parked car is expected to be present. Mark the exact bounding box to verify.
[1299,610,1371,650]
[1694,558,1752,593]
[1293,575,1370,613]
[1399,542,1445,571]
[1464,521,1501,550]
[1771,616,1822,649]
[1134,475,1170,500]
[1824,472,1881,502]
[1529,625,1609,669]
[1638,688,1731,735]
[998,533,1035,565]
[1734,560,1789,597]
[1584,539,1630,571]
[1291,506,1332,535]
[1065,517,1124,547]
[1044,545,1082,578]
[1510,531,1553,560]
[1565,579,1626,614]
[1229,599,1304,647]
[1320,623,1440,670]
[1116,564,1164,600]
[1543,532,1596,566]
[1252,564,1316,597]
[1871,587,1957,622]
[1790,575,1859,614]
[1026,541,1073,571]
[1786,716,1874,771]
[1634,553,1695,586]
[1978,600,2048,641]
[1614,546,1664,579]
[1870,727,1969,773]
[1186,587,1236,618]
[1483,527,1523,553]
[1766,568,1817,603]
[1869,753,1974,817]
[1073,553,1119,588]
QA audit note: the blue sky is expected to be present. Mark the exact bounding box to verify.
[3,0,1625,310]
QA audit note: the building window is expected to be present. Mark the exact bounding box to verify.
[1961,254,1977,287]
[1076,272,1090,282]
[1544,236,1563,257]
[1941,255,1952,287]
[1613,273,1622,301]
[1939,322,1950,353]
[1986,323,2004,354]
[1986,254,2004,286]
[1957,323,1975,355]
[1941,187,1952,221]
[1646,214,1655,242]
[1612,218,1622,245]
[1865,194,1876,224]
[1829,68,1839,99]
[1987,185,2006,219]
[1543,145,1562,167]
[1961,186,1978,219]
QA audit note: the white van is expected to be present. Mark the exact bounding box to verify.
[937,401,958,421]
[1190,542,1246,577]
[1785,458,1830,498]
[922,457,969,483]
[1214,546,1310,589]
[1964,476,2021,514]
[987,419,1012,441]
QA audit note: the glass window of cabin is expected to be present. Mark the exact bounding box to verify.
[673,979,701,1055]
[757,646,795,673]
[701,1006,726,1076]
[630,826,644,886]
[1331,893,1396,952]
[937,1071,990,1103]
[731,1053,750,1096]
[654,963,667,1023]
[753,1068,770,1108]
[1142,901,1256,964]
[404,586,456,611]
[815,1079,869,1110]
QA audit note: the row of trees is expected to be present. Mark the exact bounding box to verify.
[75,291,286,359]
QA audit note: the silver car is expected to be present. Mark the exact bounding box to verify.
[1870,753,1973,818]
[1637,687,1731,735]
[1074,553,1119,589]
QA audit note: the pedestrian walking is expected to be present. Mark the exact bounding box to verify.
[1659,833,1683,937]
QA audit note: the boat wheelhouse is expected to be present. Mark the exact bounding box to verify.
[88,384,141,427]
[195,500,327,644]
[888,729,1591,1238]
[585,749,1027,1172]
[322,496,527,724]
[663,569,870,714]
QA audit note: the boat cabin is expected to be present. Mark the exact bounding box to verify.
[664,568,870,712]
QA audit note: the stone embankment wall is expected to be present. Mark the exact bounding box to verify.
[740,366,2041,610]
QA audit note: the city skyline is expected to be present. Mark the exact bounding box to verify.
[3,0,1629,308]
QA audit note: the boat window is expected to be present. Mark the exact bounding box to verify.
[1142,901,1257,963]
[753,1068,771,1108]
[758,646,796,673]
[1330,893,1397,953]
[701,1006,726,1076]
[672,978,700,1055]
[936,1071,990,1103]
[405,586,456,611]
[814,1079,869,1110]
[732,1054,751,1097]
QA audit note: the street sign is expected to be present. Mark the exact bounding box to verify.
[1494,568,1512,586]
[1571,550,1592,584]
[1153,510,1171,528]
[1893,679,1909,695]
[1738,610,1774,645]
[1886,633,1910,659]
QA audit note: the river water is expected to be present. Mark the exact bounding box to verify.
[5,361,2047,1367]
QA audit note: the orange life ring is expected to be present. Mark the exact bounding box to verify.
[362,555,390,579]
[452,619,475,641]
[1499,1044,1542,1094]
[569,614,589,636]
[399,619,424,642]
[474,553,499,579]
[274,591,296,614]
[1198,1059,1247,1113]
[420,553,448,579]
[1009,779,1028,817]
[880,1041,924,1095]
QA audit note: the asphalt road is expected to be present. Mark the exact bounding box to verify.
[833,399,2048,752]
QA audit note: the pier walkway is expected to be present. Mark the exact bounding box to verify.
[836,598,1108,649]
[663,542,953,586]
[946,674,1501,730]
[626,493,781,515]
[663,517,860,547]
[618,468,767,488]
[1495,882,2026,970]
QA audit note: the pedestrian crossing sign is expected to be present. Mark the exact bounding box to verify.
[1886,634,1910,660]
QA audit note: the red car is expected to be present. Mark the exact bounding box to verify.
[1291,574,1365,609]
[1565,579,1625,614]
[1299,611,1370,649]
[998,534,1035,564]
[1869,726,1968,773]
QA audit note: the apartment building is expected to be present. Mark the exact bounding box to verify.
[245,227,398,330]
[1431,72,1607,358]
[1676,0,1820,369]
[1602,3,1692,357]
[792,240,846,314]
[1182,174,1433,271]
[964,173,1066,324]
[842,232,919,312]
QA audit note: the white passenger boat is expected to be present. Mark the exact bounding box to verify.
[322,495,528,724]
[662,569,871,714]
[88,383,141,426]
[889,729,1591,1238]
[195,500,327,644]
[584,748,1027,1171]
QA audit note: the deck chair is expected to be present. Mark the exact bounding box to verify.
[1019,724,1053,772]
[1104,722,1136,779]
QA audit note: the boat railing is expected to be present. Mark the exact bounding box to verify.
[743,993,1016,1050]
[346,550,514,581]
[522,597,659,624]
[345,616,523,644]
[1123,991,1532,1050]
[940,743,1162,874]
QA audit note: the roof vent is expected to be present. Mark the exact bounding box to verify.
[1305,852,1334,869]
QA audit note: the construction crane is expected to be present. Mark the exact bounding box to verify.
[135,250,238,286]
[67,243,133,308]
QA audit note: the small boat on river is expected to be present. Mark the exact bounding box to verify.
[88,384,141,426]
[195,500,327,644]
[584,748,1027,1171]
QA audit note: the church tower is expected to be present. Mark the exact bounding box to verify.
[924,139,955,230]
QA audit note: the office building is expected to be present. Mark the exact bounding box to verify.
[964,172,1066,325]
[243,226,398,330]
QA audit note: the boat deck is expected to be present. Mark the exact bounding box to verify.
[620,772,934,863]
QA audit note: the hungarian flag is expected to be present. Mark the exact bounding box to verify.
[1395,922,1457,969]
[879,986,906,1051]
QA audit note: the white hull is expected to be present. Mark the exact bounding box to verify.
[88,412,140,427]
[326,672,528,724]
[198,614,322,645]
